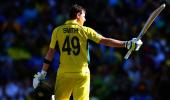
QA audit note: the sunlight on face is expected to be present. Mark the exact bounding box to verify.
[77,10,86,26]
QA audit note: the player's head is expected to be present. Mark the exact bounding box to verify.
[69,4,86,26]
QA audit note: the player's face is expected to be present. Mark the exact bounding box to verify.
[77,10,86,26]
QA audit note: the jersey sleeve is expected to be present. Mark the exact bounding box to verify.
[49,28,58,49]
[85,27,103,43]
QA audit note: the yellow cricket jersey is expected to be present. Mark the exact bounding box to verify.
[50,20,103,73]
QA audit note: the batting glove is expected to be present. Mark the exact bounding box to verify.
[33,70,47,89]
[125,38,143,51]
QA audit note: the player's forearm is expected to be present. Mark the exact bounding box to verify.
[42,48,55,71]
[99,37,126,48]
[42,63,50,71]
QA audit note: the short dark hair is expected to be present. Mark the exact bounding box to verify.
[69,4,86,19]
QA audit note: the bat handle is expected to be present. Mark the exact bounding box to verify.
[124,48,133,59]
[124,37,141,59]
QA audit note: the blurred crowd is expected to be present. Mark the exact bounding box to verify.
[0,0,170,100]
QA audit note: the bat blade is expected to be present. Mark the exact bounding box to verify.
[138,3,166,39]
[124,4,166,60]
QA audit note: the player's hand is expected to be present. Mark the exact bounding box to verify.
[125,38,143,51]
[33,70,47,89]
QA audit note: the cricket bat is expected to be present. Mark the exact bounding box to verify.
[124,3,166,59]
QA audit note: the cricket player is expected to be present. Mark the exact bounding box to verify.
[33,4,143,100]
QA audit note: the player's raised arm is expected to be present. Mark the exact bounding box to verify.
[99,37,143,51]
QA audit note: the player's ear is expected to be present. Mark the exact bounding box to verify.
[77,12,81,19]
